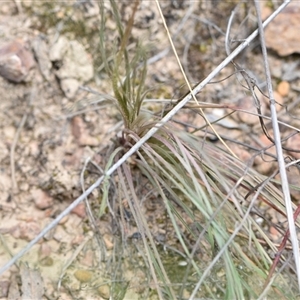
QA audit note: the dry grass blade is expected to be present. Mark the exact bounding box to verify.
[129,125,296,297]
[117,163,178,299]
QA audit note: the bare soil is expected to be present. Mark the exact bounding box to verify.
[0,1,300,299]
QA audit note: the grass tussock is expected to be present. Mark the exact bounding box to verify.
[93,1,300,299]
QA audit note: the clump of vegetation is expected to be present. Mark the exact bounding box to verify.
[91,0,299,299]
[2,1,298,299]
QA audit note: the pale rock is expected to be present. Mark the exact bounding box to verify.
[19,182,29,191]
[53,225,67,242]
[78,135,99,146]
[97,284,110,299]
[0,4,10,14]
[7,280,20,299]
[260,1,272,20]
[265,2,300,56]
[71,116,85,140]
[49,36,69,61]
[57,292,73,300]
[49,36,94,98]
[32,188,54,210]
[59,40,93,82]
[60,78,80,99]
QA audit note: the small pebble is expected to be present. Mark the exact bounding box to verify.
[0,40,35,82]
[277,80,290,97]
[269,226,280,240]
[103,234,114,250]
[178,260,187,266]
[216,269,225,277]
[97,284,110,299]
[71,203,86,218]
[74,270,92,283]
[32,189,54,210]
[19,182,29,192]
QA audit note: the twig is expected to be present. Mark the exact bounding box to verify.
[225,8,236,57]
[0,1,289,276]
[264,205,300,291]
[253,0,300,292]
[226,229,292,250]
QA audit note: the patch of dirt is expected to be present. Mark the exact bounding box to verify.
[0,1,300,299]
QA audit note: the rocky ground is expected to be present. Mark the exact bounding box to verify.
[0,1,300,299]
